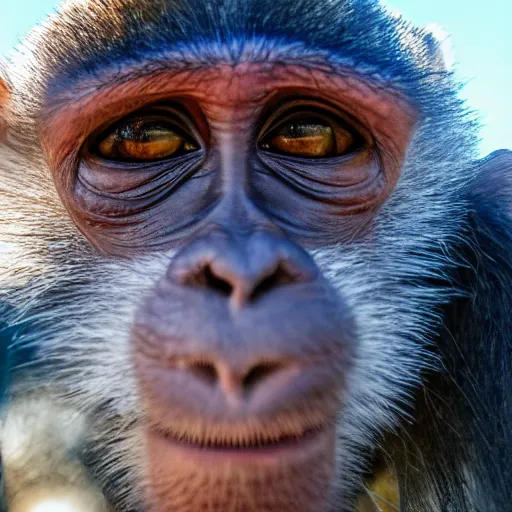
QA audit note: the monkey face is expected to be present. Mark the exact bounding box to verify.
[0,1,478,511]
[33,62,416,510]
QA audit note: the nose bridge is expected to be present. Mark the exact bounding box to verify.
[216,119,250,190]
[213,119,269,227]
[211,190,267,237]
[208,107,292,242]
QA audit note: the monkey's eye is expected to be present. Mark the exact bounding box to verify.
[96,117,199,161]
[260,116,357,158]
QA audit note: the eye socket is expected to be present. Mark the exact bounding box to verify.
[94,113,199,162]
[259,108,363,159]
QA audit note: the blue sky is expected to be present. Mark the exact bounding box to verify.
[0,1,510,156]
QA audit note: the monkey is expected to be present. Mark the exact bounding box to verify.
[0,0,511,510]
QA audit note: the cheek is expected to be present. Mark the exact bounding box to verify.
[251,169,381,246]
[311,244,438,442]
[72,175,218,255]
[20,255,174,414]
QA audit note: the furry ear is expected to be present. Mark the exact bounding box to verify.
[0,76,8,141]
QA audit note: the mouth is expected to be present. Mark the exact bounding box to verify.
[144,421,337,511]
[148,423,332,465]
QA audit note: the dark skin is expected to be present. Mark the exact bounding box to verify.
[42,63,416,253]
[34,60,417,511]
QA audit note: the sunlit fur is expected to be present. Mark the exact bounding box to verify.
[1,396,110,512]
[1,0,508,510]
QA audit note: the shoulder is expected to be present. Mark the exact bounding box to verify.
[465,150,512,254]
[467,150,512,214]
[447,149,512,511]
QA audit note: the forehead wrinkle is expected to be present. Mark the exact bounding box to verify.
[45,37,399,105]
[41,63,418,146]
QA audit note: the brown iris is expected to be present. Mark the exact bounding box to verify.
[261,119,355,158]
[97,118,198,161]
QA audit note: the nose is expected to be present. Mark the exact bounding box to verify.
[135,228,354,427]
[168,352,298,401]
[164,230,318,398]
[166,229,319,308]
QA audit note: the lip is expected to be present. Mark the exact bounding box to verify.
[147,425,332,466]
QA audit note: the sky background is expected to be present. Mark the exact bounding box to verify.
[0,1,510,156]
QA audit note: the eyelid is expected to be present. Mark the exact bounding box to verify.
[89,103,205,160]
[97,113,192,145]
[271,115,333,139]
[256,98,375,161]
[257,99,364,144]
[258,102,365,159]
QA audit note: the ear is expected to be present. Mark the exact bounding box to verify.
[0,75,9,141]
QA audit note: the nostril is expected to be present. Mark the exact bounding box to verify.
[187,360,219,387]
[250,265,297,302]
[242,361,288,392]
[203,266,233,296]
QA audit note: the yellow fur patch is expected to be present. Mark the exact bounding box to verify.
[357,468,400,511]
